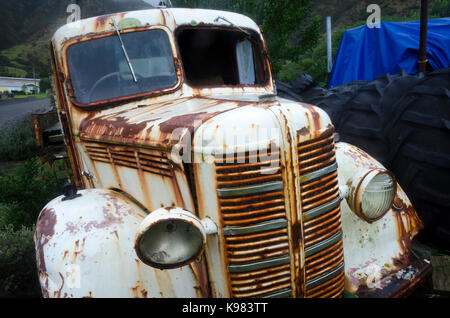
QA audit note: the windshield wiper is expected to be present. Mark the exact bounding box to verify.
[214,16,251,37]
[111,16,138,83]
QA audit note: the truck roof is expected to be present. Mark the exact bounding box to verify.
[52,8,261,52]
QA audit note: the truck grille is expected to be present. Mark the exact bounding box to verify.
[215,148,292,298]
[84,143,172,177]
[298,128,345,298]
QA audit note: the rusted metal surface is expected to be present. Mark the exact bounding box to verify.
[34,189,207,298]
[31,109,68,167]
[32,114,43,149]
[77,97,245,150]
[51,47,83,188]
[190,99,340,298]
[335,142,427,296]
[297,127,344,298]
[76,141,195,213]
[52,9,260,53]
[356,257,432,298]
[215,147,291,298]
[37,7,431,299]
[418,0,429,74]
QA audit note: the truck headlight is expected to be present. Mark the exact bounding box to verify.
[135,207,217,269]
[346,169,396,223]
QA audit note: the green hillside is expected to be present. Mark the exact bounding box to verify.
[0,0,152,79]
[0,0,448,81]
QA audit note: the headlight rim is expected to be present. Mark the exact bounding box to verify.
[347,168,397,223]
[134,208,207,270]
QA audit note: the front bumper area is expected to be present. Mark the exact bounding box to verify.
[355,256,432,298]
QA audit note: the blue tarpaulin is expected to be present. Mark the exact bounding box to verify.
[328,18,450,88]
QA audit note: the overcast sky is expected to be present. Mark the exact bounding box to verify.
[107,0,171,8]
[110,0,156,5]
[141,0,156,5]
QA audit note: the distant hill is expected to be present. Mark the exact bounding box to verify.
[311,0,423,30]
[0,0,153,51]
[0,0,447,79]
[0,0,153,78]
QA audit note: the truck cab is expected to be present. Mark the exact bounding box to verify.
[35,8,431,298]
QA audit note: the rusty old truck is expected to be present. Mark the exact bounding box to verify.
[34,8,432,298]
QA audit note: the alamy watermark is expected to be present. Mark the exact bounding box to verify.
[169,120,281,174]
[66,264,81,289]
[67,4,81,24]
[367,4,381,28]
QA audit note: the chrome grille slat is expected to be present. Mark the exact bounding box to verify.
[215,127,345,298]
[217,181,284,198]
[216,147,292,298]
[231,275,291,291]
[224,219,288,236]
[298,128,345,298]
[260,288,292,298]
[228,255,291,273]
[304,231,342,257]
[303,197,341,222]
[304,262,344,290]
[233,282,292,298]
[299,162,338,184]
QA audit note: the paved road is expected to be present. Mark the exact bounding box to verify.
[0,97,52,131]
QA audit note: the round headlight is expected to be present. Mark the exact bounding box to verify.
[135,208,207,269]
[347,169,396,222]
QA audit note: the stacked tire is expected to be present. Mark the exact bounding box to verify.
[385,69,450,248]
[277,68,450,249]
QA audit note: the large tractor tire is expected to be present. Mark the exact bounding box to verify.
[384,68,450,248]
[277,69,450,249]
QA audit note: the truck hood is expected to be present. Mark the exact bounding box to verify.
[79,96,244,149]
[79,95,332,152]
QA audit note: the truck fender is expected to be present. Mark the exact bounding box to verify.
[34,188,207,298]
[335,142,430,296]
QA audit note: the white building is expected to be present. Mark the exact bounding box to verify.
[0,76,40,94]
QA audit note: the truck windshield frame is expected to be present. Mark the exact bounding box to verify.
[65,28,179,107]
[175,26,269,88]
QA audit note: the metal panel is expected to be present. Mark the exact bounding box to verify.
[215,147,293,298]
[34,189,204,298]
[298,127,345,298]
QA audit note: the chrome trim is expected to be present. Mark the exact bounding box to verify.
[228,255,291,273]
[303,196,341,222]
[305,262,344,290]
[304,231,342,257]
[260,288,292,298]
[217,181,283,198]
[223,219,287,236]
[300,162,338,184]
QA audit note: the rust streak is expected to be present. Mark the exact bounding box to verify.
[35,208,57,274]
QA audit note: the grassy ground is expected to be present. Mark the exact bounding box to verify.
[12,93,49,99]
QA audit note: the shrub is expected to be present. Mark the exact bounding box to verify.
[0,225,41,297]
[0,158,64,230]
[278,27,346,87]
[278,60,304,83]
[431,0,450,18]
[0,115,38,161]
[0,158,65,297]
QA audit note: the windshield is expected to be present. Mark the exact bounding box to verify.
[67,29,177,104]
